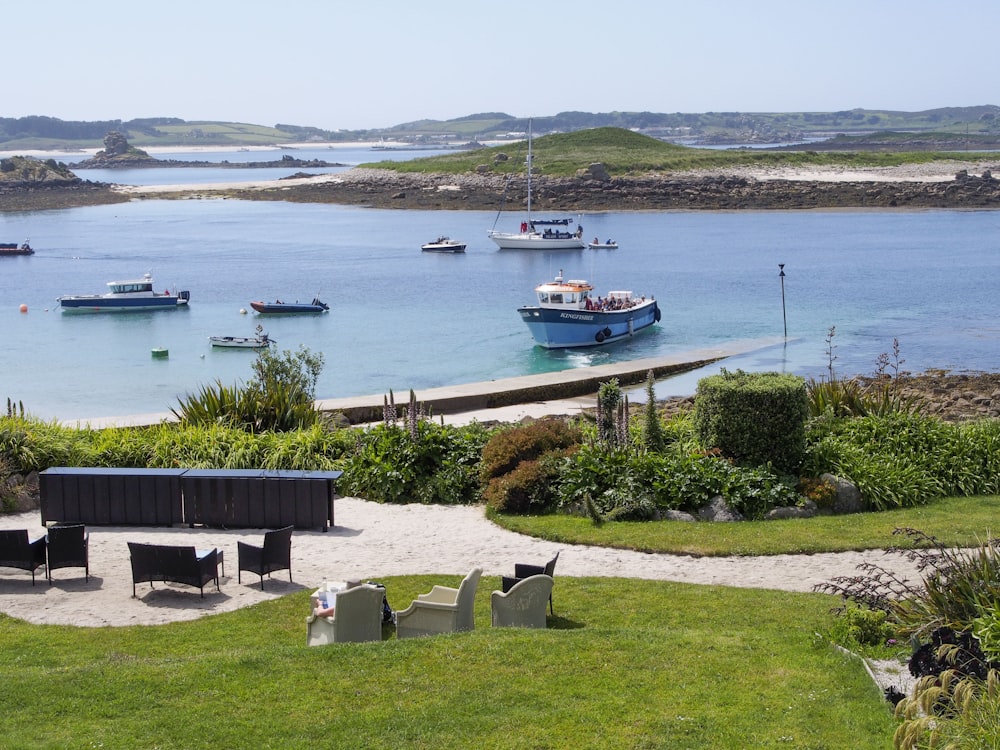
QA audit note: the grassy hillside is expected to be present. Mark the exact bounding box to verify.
[366,127,994,178]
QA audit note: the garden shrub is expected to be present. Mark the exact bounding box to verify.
[818,528,1000,747]
[817,529,1000,640]
[479,419,582,482]
[558,445,661,518]
[803,413,1000,509]
[694,370,808,474]
[827,602,898,650]
[894,668,1000,750]
[557,442,799,520]
[974,603,1000,664]
[0,416,85,472]
[482,447,575,514]
[340,420,489,505]
[172,346,325,433]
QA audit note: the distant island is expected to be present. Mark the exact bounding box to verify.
[2,106,999,152]
[66,131,344,170]
[3,126,998,213]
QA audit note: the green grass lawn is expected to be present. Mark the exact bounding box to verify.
[0,575,897,750]
[490,495,1000,556]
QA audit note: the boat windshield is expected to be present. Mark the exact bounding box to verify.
[108,281,154,294]
[539,290,587,304]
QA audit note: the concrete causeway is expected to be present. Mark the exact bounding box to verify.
[315,337,788,424]
[68,337,787,429]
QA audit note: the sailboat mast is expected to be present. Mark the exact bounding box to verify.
[526,120,532,224]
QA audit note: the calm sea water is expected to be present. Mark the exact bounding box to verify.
[2,149,999,421]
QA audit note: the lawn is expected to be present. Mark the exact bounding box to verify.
[0,575,898,750]
[490,495,1000,556]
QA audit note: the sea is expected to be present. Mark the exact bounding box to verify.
[2,143,999,422]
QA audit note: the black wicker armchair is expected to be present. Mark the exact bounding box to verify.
[237,525,294,590]
[46,524,89,583]
[501,550,559,615]
[0,529,47,585]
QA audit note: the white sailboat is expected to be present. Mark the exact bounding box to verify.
[488,122,585,250]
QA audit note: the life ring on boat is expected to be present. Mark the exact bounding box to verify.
[654,307,661,322]
[595,330,606,343]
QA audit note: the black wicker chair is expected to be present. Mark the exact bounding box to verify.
[501,550,559,615]
[46,524,90,583]
[237,525,294,590]
[0,529,47,585]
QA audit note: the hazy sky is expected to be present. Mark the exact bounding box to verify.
[5,0,996,130]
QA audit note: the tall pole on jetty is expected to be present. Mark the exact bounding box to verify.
[778,264,787,338]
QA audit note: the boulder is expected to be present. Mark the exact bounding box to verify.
[586,163,611,181]
[766,500,817,520]
[697,495,744,522]
[820,473,865,514]
[661,509,696,522]
[2,471,39,512]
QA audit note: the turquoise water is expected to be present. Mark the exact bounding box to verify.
[2,159,999,421]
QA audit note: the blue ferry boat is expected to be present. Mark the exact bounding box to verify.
[58,274,190,312]
[517,271,660,348]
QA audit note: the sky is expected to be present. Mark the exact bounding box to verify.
[4,0,997,131]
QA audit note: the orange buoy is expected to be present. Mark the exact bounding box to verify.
[19,304,28,313]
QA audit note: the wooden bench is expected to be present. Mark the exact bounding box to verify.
[127,542,221,598]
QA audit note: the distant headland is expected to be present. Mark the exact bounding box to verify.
[66,130,344,170]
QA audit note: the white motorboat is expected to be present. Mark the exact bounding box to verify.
[210,326,273,349]
[421,236,466,253]
[588,239,619,249]
[209,335,272,349]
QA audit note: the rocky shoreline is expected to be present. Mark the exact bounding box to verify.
[211,165,1000,212]
[5,160,1000,213]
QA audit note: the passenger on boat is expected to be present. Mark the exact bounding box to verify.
[593,237,599,244]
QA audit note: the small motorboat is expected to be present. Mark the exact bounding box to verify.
[58,273,190,312]
[209,334,273,349]
[421,236,466,253]
[517,270,660,349]
[250,297,329,314]
[0,240,34,256]
[588,239,619,250]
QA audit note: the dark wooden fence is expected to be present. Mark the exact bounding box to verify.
[39,468,342,530]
